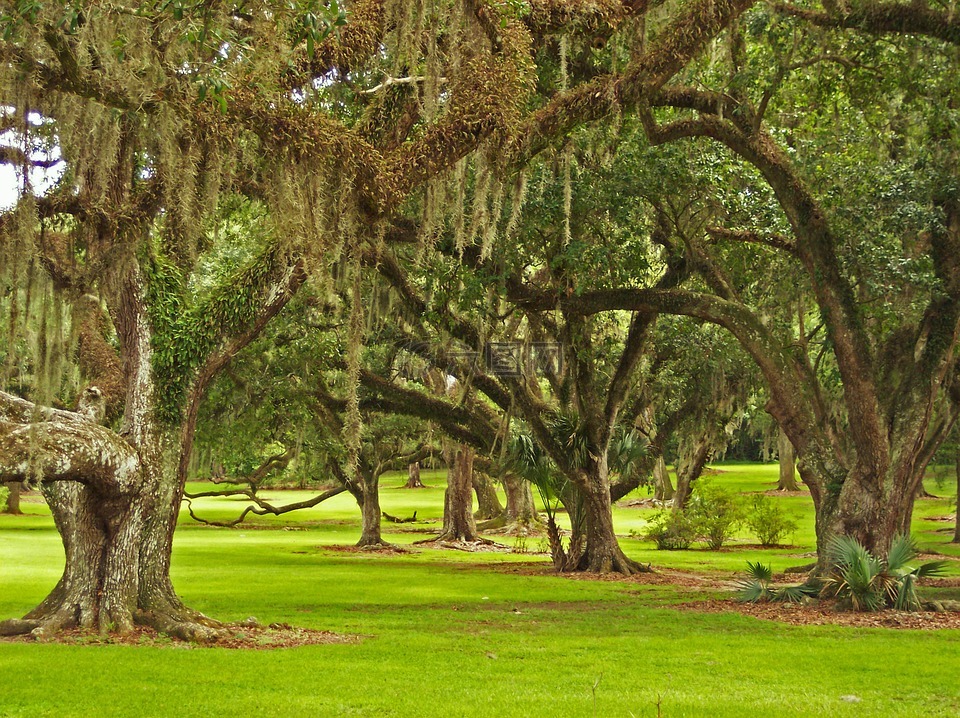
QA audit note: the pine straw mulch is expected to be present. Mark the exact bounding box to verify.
[318,540,521,554]
[488,562,960,629]
[681,598,960,630]
[0,623,358,649]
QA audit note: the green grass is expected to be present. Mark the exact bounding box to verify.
[1,463,959,717]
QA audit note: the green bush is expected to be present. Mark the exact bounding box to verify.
[688,482,744,550]
[0,485,7,513]
[821,534,949,611]
[642,510,700,550]
[735,561,817,604]
[745,494,798,546]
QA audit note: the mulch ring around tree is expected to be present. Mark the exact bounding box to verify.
[0,623,359,649]
[680,598,960,630]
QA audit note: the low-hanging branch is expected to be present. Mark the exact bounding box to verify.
[182,486,347,528]
[0,391,142,499]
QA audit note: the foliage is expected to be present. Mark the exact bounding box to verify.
[642,509,700,550]
[687,482,745,550]
[734,561,817,604]
[821,535,950,612]
[0,485,7,512]
[745,494,798,547]
[3,505,960,717]
[509,429,585,570]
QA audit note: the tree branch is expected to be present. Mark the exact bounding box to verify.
[775,3,960,46]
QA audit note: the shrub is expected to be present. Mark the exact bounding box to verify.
[687,482,744,550]
[642,510,700,550]
[745,494,798,546]
[735,561,817,604]
[821,534,949,611]
[0,485,7,513]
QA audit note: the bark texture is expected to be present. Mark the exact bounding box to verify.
[2,482,22,514]
[777,429,799,491]
[438,445,479,541]
[652,457,674,502]
[472,471,503,520]
[673,438,711,510]
[405,462,424,488]
[356,469,388,547]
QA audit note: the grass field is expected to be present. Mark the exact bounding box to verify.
[1,464,958,717]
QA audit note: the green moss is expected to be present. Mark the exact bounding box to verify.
[143,245,290,425]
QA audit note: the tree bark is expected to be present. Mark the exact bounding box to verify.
[472,471,503,520]
[2,481,21,514]
[777,429,800,491]
[0,269,225,640]
[652,456,674,502]
[405,461,424,488]
[576,463,648,574]
[673,438,711,510]
[953,448,960,544]
[438,444,479,541]
[356,469,387,547]
[503,473,540,531]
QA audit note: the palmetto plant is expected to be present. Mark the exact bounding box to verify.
[508,430,584,571]
[735,561,817,604]
[821,535,949,611]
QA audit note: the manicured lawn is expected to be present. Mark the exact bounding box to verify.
[1,464,958,717]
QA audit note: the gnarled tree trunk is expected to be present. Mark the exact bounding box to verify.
[575,463,647,574]
[652,456,674,502]
[472,471,503,520]
[405,461,424,488]
[503,473,540,533]
[438,444,478,541]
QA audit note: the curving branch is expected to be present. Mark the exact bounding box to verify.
[178,256,308,483]
[0,418,141,497]
[509,0,757,166]
[775,2,960,46]
[183,486,347,527]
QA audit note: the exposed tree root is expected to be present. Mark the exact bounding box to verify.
[0,619,40,636]
[484,518,546,537]
[576,550,653,575]
[355,536,399,550]
[135,610,226,643]
[359,542,410,553]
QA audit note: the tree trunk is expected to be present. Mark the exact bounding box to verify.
[952,447,960,544]
[2,481,21,514]
[799,453,922,573]
[472,471,503,520]
[673,438,711,510]
[1,420,208,639]
[575,466,646,574]
[777,429,800,491]
[438,445,478,541]
[652,457,674,502]
[1,271,222,640]
[503,473,539,531]
[405,461,424,488]
[356,469,387,547]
